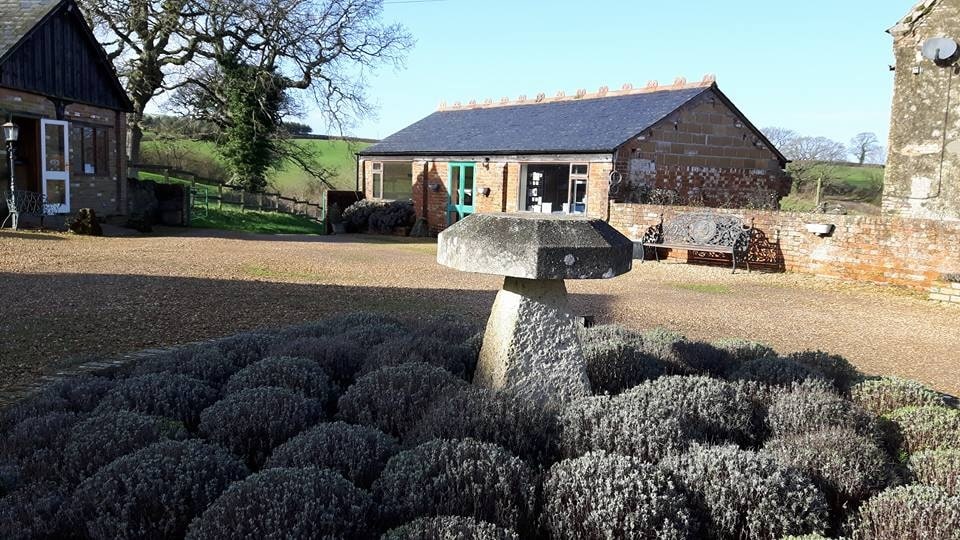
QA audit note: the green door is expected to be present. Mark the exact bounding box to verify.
[447,162,476,224]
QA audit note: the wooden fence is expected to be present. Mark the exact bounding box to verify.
[130,163,326,223]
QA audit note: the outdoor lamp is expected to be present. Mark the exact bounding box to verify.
[3,121,18,144]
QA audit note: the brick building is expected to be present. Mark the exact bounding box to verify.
[884,0,960,221]
[357,76,788,234]
[1,0,131,224]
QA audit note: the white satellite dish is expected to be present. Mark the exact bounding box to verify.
[922,37,960,64]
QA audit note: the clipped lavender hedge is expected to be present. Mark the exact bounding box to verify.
[383,516,519,540]
[94,373,218,429]
[851,485,960,539]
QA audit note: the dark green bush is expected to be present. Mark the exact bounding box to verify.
[374,439,534,531]
[731,356,828,387]
[131,347,239,387]
[628,375,758,444]
[94,373,218,429]
[187,467,373,540]
[766,380,880,441]
[885,406,960,455]
[369,200,416,233]
[765,428,895,506]
[405,386,559,464]
[61,411,188,483]
[559,393,690,462]
[265,421,399,487]
[337,363,467,437]
[223,356,337,406]
[199,386,324,469]
[909,449,960,495]
[787,350,861,392]
[382,516,519,540]
[361,335,476,380]
[0,481,69,540]
[543,451,695,539]
[270,336,367,388]
[343,199,389,232]
[851,377,948,416]
[662,444,829,539]
[66,440,247,539]
[850,485,960,539]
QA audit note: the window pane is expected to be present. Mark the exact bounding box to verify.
[572,164,588,176]
[382,161,412,200]
[44,123,66,172]
[462,166,474,206]
[96,128,109,175]
[82,128,95,174]
[449,166,460,205]
[70,127,83,174]
[46,179,66,204]
[372,172,383,198]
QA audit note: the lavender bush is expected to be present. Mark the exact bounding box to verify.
[851,376,948,416]
[731,356,828,387]
[383,516,519,540]
[850,485,960,539]
[885,406,960,455]
[269,336,367,388]
[767,380,880,441]
[909,449,960,495]
[131,346,238,388]
[223,356,337,406]
[0,481,70,540]
[94,373,218,429]
[787,350,861,393]
[361,334,476,380]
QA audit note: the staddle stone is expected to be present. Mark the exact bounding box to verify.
[438,213,633,405]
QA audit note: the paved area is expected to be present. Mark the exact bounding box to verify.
[1,228,957,395]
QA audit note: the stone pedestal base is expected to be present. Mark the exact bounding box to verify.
[475,277,591,406]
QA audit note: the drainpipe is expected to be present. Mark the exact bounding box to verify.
[422,161,429,228]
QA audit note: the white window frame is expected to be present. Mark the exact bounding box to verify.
[371,161,383,199]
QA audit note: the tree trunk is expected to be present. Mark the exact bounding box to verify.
[127,99,147,166]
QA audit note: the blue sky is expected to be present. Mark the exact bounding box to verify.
[305,0,910,148]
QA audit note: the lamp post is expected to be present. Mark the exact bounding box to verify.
[3,121,18,196]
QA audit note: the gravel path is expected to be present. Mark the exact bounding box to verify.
[1,228,957,395]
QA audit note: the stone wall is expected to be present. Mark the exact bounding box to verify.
[613,89,788,208]
[609,202,960,291]
[884,0,960,221]
[0,87,127,217]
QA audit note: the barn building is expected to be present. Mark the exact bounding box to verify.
[357,76,788,234]
[0,0,131,225]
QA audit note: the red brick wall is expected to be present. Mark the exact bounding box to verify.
[609,202,960,290]
[1,87,127,217]
[613,89,788,208]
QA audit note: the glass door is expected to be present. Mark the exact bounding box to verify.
[447,162,475,224]
[568,164,588,214]
[40,119,70,214]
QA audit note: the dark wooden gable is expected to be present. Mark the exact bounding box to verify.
[0,1,131,111]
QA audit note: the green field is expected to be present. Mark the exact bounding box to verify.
[191,207,325,235]
[140,136,370,195]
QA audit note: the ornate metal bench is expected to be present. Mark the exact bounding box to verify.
[637,213,754,273]
[2,190,48,230]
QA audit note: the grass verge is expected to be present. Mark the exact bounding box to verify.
[192,207,325,235]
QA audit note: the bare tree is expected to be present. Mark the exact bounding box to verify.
[761,127,798,152]
[780,135,848,195]
[78,0,203,164]
[849,132,883,165]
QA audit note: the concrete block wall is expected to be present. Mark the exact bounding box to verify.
[610,202,960,291]
[614,90,788,208]
[929,280,960,304]
[0,87,127,217]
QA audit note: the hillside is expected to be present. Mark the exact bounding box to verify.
[140,136,371,197]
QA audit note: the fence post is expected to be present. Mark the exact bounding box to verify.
[258,192,264,211]
[240,190,245,213]
[163,168,170,184]
[218,184,223,211]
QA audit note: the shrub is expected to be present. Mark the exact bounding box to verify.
[0,464,18,497]
[542,451,695,539]
[730,356,828,387]
[337,363,466,437]
[61,411,188,483]
[199,387,325,469]
[662,444,830,539]
[216,332,276,368]
[851,377,948,416]
[0,481,70,540]
[0,391,72,431]
[581,334,666,395]
[415,314,481,345]
[850,485,960,539]
[0,412,79,483]
[343,199,388,231]
[265,421,399,488]
[44,375,116,413]
[319,311,410,347]
[766,380,880,441]
[636,328,698,375]
[269,336,367,388]
[712,338,777,365]
[383,516,519,540]
[374,439,535,531]
[131,346,239,387]
[405,386,559,464]
[909,449,960,495]
[765,428,894,505]
[369,200,416,233]
[559,393,690,462]
[885,406,960,455]
[361,335,476,380]
[628,376,758,444]
[786,350,861,392]
[94,373,218,429]
[66,440,247,539]
[187,467,373,539]
[223,356,336,406]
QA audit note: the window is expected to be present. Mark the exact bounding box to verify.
[520,163,589,214]
[70,125,110,176]
[371,161,412,200]
[371,162,383,199]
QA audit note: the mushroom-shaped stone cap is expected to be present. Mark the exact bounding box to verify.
[437,213,633,279]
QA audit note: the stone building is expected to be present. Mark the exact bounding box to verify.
[357,76,788,234]
[884,0,960,220]
[1,0,131,224]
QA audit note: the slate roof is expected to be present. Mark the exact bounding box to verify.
[0,0,59,61]
[361,85,713,156]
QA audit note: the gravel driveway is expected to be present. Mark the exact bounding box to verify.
[1,228,957,395]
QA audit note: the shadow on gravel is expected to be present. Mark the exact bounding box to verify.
[0,272,617,392]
